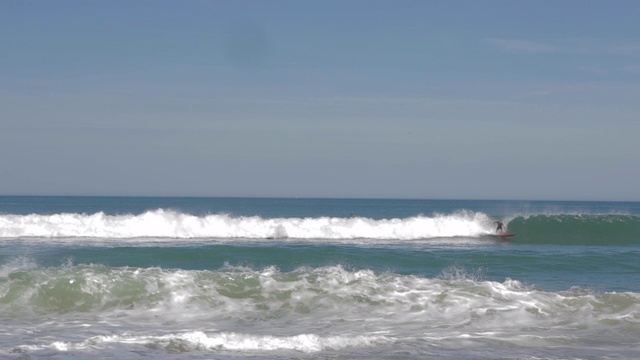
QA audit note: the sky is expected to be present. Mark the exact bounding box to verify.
[1,0,639,201]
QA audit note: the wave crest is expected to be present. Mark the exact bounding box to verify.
[0,209,495,240]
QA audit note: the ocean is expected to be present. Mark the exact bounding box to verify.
[1,196,639,359]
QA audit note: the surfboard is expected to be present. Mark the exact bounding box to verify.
[493,233,515,238]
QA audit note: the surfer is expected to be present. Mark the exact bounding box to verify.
[494,221,504,233]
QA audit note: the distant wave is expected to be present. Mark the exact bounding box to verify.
[0,209,495,240]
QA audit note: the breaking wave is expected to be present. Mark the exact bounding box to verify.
[1,210,639,245]
[3,262,639,354]
[0,209,495,240]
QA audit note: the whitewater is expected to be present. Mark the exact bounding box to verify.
[0,209,496,240]
[1,197,639,359]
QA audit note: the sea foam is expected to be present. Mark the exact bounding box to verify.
[0,209,496,240]
[4,263,640,357]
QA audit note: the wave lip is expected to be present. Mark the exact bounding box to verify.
[0,209,495,240]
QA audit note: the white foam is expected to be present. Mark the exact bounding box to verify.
[0,256,38,278]
[167,331,388,352]
[18,331,390,353]
[5,265,640,356]
[0,210,496,240]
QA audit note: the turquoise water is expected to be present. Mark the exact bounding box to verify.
[1,197,639,359]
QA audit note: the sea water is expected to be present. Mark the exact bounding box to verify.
[1,196,639,359]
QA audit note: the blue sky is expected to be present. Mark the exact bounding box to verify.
[1,0,639,200]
